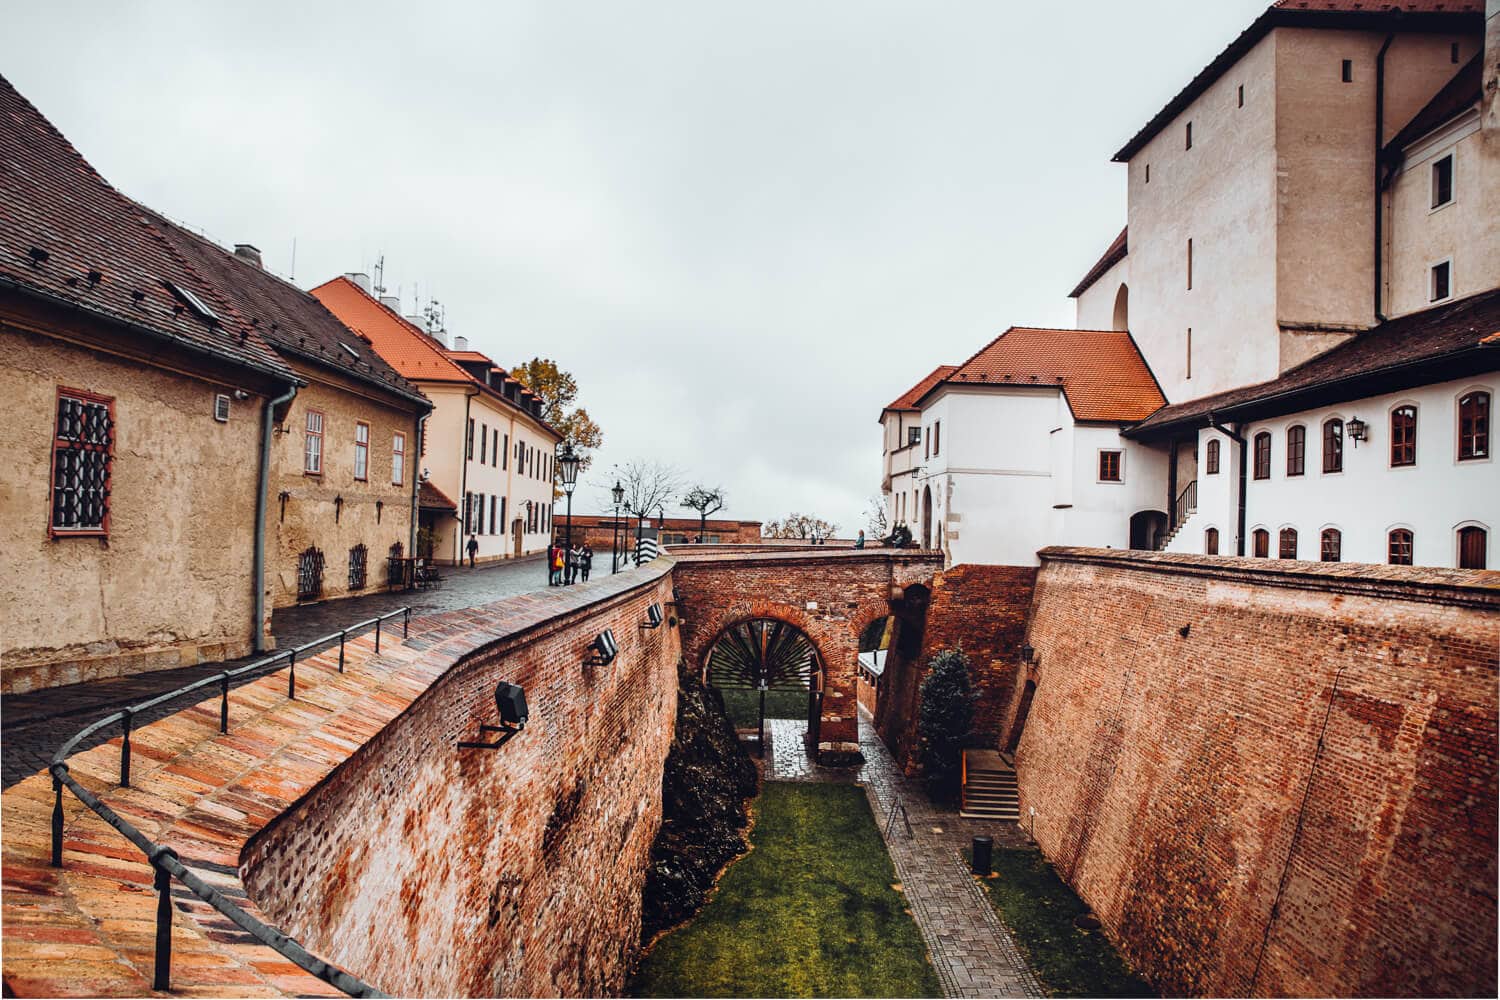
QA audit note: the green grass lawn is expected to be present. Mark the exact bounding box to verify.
[629,782,941,999]
[716,686,811,730]
[971,846,1154,998]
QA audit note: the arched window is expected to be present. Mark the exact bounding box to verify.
[1458,391,1490,461]
[1286,425,1306,476]
[1278,528,1298,559]
[1388,528,1414,565]
[1458,525,1487,569]
[1252,528,1270,558]
[1205,527,1220,555]
[1322,418,1343,473]
[1320,528,1341,562]
[1391,406,1417,466]
[1253,432,1271,479]
[1205,439,1220,475]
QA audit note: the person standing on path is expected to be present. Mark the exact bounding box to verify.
[550,542,564,585]
[855,529,866,549]
[580,544,593,582]
[466,534,479,568]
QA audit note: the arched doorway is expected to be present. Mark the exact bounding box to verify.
[1112,282,1129,331]
[705,618,822,757]
[921,485,933,549]
[1129,509,1168,550]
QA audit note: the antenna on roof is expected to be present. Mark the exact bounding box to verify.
[373,253,386,296]
[289,238,297,280]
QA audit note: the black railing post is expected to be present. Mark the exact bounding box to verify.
[151,847,178,991]
[120,709,133,787]
[51,773,64,868]
[220,676,230,734]
[338,630,347,673]
[403,608,410,638]
[375,617,381,653]
[287,649,297,700]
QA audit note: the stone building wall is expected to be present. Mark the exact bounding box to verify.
[0,321,267,692]
[240,563,680,997]
[1014,546,1498,998]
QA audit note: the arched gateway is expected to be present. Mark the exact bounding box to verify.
[705,618,823,754]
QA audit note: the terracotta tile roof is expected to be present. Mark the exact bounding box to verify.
[884,364,959,412]
[1113,2,1483,162]
[1384,53,1482,153]
[419,479,459,512]
[1127,288,1500,438]
[930,327,1166,423]
[1068,227,1128,299]
[0,75,294,382]
[143,210,429,409]
[445,349,493,364]
[310,276,475,384]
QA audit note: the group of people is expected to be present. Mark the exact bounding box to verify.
[548,539,594,586]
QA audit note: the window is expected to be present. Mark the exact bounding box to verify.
[392,432,406,485]
[354,421,369,481]
[50,388,114,536]
[1186,328,1192,379]
[1205,438,1220,475]
[498,497,506,534]
[1186,239,1192,290]
[933,421,941,457]
[304,410,324,474]
[1391,406,1417,466]
[348,544,368,590]
[1237,84,1244,108]
[1098,450,1122,482]
[480,423,487,464]
[1458,526,1487,569]
[1430,260,1451,302]
[1431,154,1453,209]
[1388,528,1414,566]
[214,393,230,422]
[1322,418,1343,473]
[1286,425,1305,476]
[1253,432,1271,479]
[502,433,509,469]
[464,492,474,534]
[1253,528,1270,558]
[493,429,499,466]
[1185,121,1192,150]
[924,426,930,460]
[1145,163,1150,184]
[476,494,485,535]
[1279,528,1298,559]
[1341,59,1352,83]
[1458,391,1489,460]
[466,418,474,459]
[1205,527,1220,555]
[1321,528,1341,562]
[907,426,921,447]
[490,494,497,534]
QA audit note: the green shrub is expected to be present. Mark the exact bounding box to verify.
[918,647,975,803]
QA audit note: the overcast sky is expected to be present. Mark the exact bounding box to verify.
[5,0,1268,532]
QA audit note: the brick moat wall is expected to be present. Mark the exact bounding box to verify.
[1015,547,1499,998]
[240,565,680,997]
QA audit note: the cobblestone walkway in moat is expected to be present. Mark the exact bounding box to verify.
[761,713,1044,999]
[1,555,548,790]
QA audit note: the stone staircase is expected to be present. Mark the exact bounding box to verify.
[961,749,1018,821]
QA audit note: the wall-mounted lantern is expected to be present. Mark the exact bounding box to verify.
[279,490,290,522]
[585,630,619,667]
[1347,416,1367,447]
[458,681,528,750]
[334,494,344,523]
[641,603,664,630]
[376,499,384,524]
[1021,644,1037,665]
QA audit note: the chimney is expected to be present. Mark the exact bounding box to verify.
[233,244,262,268]
[453,334,469,351]
[380,295,400,313]
[345,272,372,293]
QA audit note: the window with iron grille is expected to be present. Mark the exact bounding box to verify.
[1388,528,1413,566]
[1458,391,1489,461]
[1278,527,1298,559]
[1286,425,1305,476]
[1321,528,1341,562]
[1390,406,1417,466]
[1458,526,1487,570]
[304,410,324,474]
[1253,432,1271,479]
[297,546,324,600]
[1205,438,1220,475]
[354,421,369,481]
[1322,419,1343,473]
[348,544,368,590]
[51,388,114,536]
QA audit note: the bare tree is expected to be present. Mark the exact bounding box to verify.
[863,495,890,540]
[681,485,726,542]
[762,513,839,540]
[617,460,685,553]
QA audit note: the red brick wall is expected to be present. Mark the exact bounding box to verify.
[1017,547,1499,998]
[241,565,680,997]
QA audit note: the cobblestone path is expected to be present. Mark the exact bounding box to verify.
[1,555,550,789]
[762,713,1044,999]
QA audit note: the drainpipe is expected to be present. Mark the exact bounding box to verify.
[1209,415,1248,557]
[409,411,427,559]
[456,390,476,564]
[1374,32,1396,323]
[254,384,298,653]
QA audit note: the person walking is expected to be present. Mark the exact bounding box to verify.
[466,534,479,568]
[581,544,593,582]
[550,542,564,586]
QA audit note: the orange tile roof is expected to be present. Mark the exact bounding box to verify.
[933,327,1165,422]
[446,349,494,364]
[310,276,474,384]
[885,364,959,412]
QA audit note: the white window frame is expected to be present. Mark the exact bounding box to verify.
[392,431,407,485]
[1429,257,1454,303]
[1096,448,1125,484]
[1429,152,1455,212]
[354,421,370,481]
[304,410,324,475]
[1454,385,1493,464]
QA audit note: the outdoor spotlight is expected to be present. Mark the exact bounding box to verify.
[641,603,664,630]
[457,681,528,750]
[1347,416,1367,447]
[585,629,618,667]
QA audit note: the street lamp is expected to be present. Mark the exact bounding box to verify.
[611,480,625,574]
[558,443,580,585]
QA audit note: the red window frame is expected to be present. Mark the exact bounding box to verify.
[1253,432,1271,479]
[1286,425,1305,477]
[1458,392,1489,461]
[354,421,370,481]
[1320,528,1341,562]
[1205,439,1220,475]
[304,409,325,475]
[1390,406,1417,467]
[392,431,406,486]
[1099,450,1122,482]
[49,386,115,539]
[1322,419,1343,473]
[1278,527,1298,559]
[1252,528,1270,558]
[1388,528,1414,565]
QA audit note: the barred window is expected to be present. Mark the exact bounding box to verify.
[304,410,324,474]
[348,543,368,590]
[51,388,114,535]
[297,546,324,601]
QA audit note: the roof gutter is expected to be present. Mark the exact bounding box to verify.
[253,383,298,653]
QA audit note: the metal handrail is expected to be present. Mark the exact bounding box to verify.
[47,606,413,997]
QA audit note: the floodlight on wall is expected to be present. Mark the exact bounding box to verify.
[458,681,528,750]
[1347,416,1367,447]
[641,603,664,630]
[665,585,683,607]
[585,630,619,667]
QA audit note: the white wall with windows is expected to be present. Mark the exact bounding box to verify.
[457,397,558,563]
[1172,375,1496,568]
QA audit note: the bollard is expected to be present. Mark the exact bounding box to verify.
[120,709,133,787]
[972,836,993,876]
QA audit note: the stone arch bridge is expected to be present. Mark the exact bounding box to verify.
[670,547,943,760]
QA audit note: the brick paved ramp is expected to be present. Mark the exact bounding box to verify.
[0,567,637,998]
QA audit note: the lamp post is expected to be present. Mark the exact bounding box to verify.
[611,480,625,574]
[558,443,580,585]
